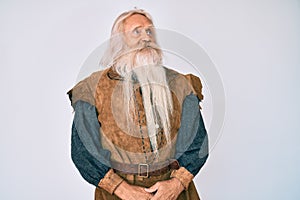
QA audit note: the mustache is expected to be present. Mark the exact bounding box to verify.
[117,42,160,59]
[132,41,161,51]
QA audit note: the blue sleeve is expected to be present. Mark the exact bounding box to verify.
[71,100,111,186]
[175,94,209,176]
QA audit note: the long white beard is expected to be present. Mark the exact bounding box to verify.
[115,46,173,156]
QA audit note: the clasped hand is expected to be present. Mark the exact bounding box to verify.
[114,178,184,200]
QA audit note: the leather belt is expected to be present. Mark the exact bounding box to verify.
[111,159,180,178]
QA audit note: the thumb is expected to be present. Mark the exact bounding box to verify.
[144,183,159,193]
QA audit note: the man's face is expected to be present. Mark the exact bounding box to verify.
[122,14,155,48]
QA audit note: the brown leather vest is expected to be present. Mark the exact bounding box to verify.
[68,67,203,164]
[94,67,197,164]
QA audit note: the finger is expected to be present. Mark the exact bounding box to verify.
[149,193,161,200]
[151,192,171,200]
[144,183,159,193]
[147,193,154,199]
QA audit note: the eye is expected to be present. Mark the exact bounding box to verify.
[132,28,141,35]
[145,28,152,36]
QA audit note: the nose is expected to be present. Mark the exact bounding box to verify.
[141,38,151,44]
[141,37,151,47]
[141,30,151,43]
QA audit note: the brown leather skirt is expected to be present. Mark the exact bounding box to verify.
[94,170,200,200]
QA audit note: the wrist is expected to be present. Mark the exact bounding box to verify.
[114,180,128,197]
[171,177,185,192]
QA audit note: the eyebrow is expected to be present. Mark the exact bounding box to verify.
[131,25,155,30]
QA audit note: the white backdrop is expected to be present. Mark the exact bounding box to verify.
[1,0,300,199]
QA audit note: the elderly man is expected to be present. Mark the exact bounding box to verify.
[68,9,208,200]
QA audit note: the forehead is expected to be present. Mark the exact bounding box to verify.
[123,14,153,31]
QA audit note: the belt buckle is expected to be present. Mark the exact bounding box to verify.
[138,163,149,178]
